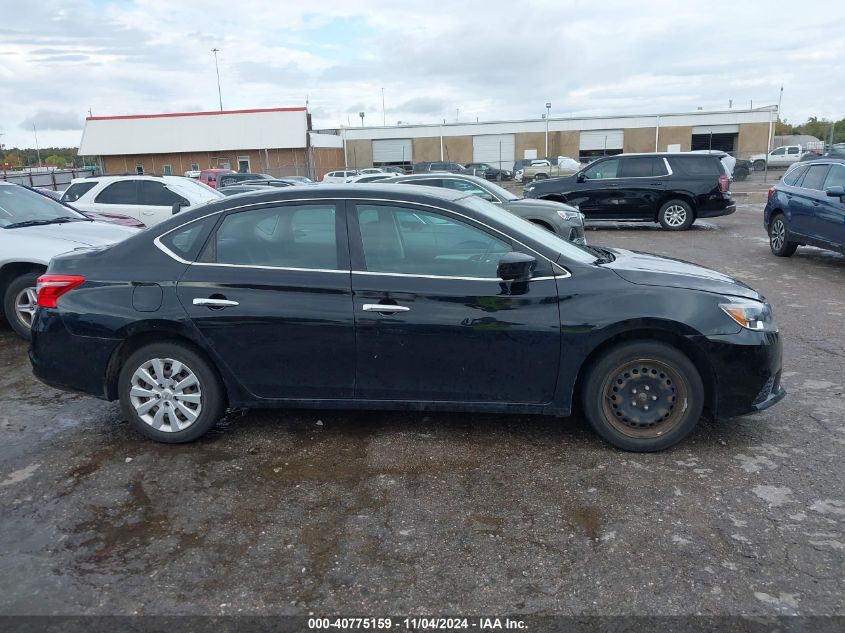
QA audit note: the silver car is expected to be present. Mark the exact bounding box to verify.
[0,183,139,339]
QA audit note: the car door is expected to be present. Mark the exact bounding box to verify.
[138,180,187,226]
[175,201,355,400]
[348,201,561,403]
[616,156,666,219]
[785,146,801,166]
[791,164,831,240]
[89,180,146,221]
[815,163,845,247]
[574,157,623,219]
[769,147,787,167]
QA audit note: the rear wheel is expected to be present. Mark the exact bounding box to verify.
[119,342,225,443]
[658,199,694,230]
[581,341,704,452]
[753,160,766,171]
[3,272,41,340]
[768,213,798,257]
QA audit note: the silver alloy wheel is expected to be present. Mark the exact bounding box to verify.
[663,205,687,227]
[771,218,785,250]
[14,286,38,330]
[128,357,202,432]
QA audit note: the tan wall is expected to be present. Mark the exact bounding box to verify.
[101,149,311,178]
[552,131,580,158]
[412,137,441,163]
[312,148,345,180]
[737,123,771,157]
[657,126,692,152]
[515,132,546,160]
[346,140,373,169]
[624,127,657,153]
[441,135,472,164]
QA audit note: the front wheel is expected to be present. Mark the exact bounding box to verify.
[3,271,41,340]
[581,341,704,452]
[658,200,694,230]
[768,214,798,257]
[753,160,766,171]
[118,342,226,443]
[534,173,549,180]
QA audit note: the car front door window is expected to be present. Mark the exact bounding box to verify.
[584,158,619,180]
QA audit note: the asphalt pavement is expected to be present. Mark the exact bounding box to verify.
[0,176,842,618]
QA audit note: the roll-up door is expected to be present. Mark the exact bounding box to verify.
[579,130,624,151]
[472,134,515,170]
[373,139,413,164]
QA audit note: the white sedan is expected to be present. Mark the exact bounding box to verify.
[0,183,139,339]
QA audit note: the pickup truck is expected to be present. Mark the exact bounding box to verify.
[515,159,580,183]
[750,145,804,170]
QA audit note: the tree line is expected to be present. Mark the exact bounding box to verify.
[0,147,88,170]
[775,116,845,144]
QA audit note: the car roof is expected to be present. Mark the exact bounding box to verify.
[73,174,195,183]
[384,173,489,185]
[801,157,845,166]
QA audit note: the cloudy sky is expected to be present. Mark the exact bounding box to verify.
[1,0,843,148]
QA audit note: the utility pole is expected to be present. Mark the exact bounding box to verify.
[777,85,783,122]
[33,124,42,166]
[381,88,386,126]
[545,102,551,157]
[359,111,365,127]
[455,108,460,123]
[211,48,223,111]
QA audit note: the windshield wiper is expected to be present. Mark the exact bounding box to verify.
[586,245,616,264]
[4,216,86,229]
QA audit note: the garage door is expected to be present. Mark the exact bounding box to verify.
[373,139,412,164]
[579,130,624,151]
[472,134,515,170]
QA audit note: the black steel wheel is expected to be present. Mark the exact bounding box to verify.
[582,341,704,452]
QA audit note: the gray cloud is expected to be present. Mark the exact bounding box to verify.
[19,110,84,131]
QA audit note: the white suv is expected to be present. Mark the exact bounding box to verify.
[62,175,223,227]
[322,170,359,183]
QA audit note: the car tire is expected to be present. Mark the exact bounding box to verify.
[753,160,766,171]
[733,168,748,182]
[581,341,704,452]
[3,271,41,340]
[768,213,798,257]
[534,173,549,180]
[658,199,695,230]
[118,342,226,443]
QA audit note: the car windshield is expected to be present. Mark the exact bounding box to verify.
[458,195,596,264]
[481,180,520,201]
[167,178,225,202]
[0,185,88,228]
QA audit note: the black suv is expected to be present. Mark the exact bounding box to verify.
[413,161,470,175]
[523,153,735,230]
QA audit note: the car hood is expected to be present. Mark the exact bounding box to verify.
[10,221,140,247]
[603,248,762,300]
[503,198,580,214]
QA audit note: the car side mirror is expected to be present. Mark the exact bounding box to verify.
[576,173,587,183]
[172,200,188,215]
[825,185,845,202]
[497,251,536,281]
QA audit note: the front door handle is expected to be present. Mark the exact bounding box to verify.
[193,298,239,307]
[363,303,410,313]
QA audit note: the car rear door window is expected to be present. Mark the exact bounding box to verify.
[619,157,659,178]
[787,147,800,155]
[800,165,831,191]
[140,181,185,206]
[822,164,845,189]
[95,180,140,204]
[584,158,619,180]
[675,156,721,177]
[355,204,510,278]
[213,204,339,270]
[61,181,97,202]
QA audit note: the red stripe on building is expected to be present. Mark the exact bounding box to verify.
[86,107,307,121]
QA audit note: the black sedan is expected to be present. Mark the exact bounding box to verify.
[29,185,784,451]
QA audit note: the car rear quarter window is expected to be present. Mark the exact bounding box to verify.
[213,204,339,270]
[140,181,186,206]
[160,216,216,261]
[822,164,845,189]
[800,165,831,191]
[782,165,809,186]
[672,156,721,177]
[61,181,98,202]
[95,180,139,204]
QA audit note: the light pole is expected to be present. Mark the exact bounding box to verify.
[211,48,223,111]
[359,111,365,127]
[544,102,551,158]
[33,124,42,166]
[381,88,386,126]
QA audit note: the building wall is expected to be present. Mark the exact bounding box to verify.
[737,123,771,157]
[441,135,473,164]
[411,137,442,163]
[624,127,657,153]
[657,126,693,152]
[101,148,311,178]
[346,140,373,169]
[515,132,546,160]
[312,148,345,179]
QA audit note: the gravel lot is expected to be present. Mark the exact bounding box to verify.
[1,174,842,617]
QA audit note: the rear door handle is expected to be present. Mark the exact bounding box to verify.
[193,298,239,307]
[363,303,410,313]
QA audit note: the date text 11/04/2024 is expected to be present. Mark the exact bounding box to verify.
[307,617,527,630]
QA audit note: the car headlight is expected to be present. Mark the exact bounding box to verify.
[720,299,777,332]
[557,210,580,221]
[516,170,524,178]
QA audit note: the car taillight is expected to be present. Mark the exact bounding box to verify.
[36,275,85,308]
[767,187,775,200]
[719,174,729,192]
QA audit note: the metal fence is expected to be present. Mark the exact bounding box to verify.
[1,167,100,191]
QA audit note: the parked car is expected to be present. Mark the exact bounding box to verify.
[218,185,277,197]
[348,174,393,183]
[0,182,139,339]
[184,170,201,179]
[29,184,784,451]
[516,159,580,183]
[217,173,273,188]
[281,176,315,184]
[750,145,803,171]
[358,168,387,175]
[764,158,845,257]
[523,153,735,230]
[464,163,514,181]
[198,168,236,189]
[67,175,223,227]
[798,148,845,162]
[323,170,360,183]
[31,186,144,228]
[379,166,408,175]
[383,173,586,244]
[413,161,470,174]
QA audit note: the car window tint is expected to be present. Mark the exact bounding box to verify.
[406,178,442,187]
[61,181,97,202]
[782,165,808,186]
[675,156,721,176]
[442,179,489,197]
[160,216,216,260]
[140,181,184,206]
[584,158,619,180]
[772,148,786,155]
[215,204,338,269]
[619,157,657,178]
[822,164,845,189]
[95,180,139,204]
[800,165,831,191]
[787,147,800,154]
[356,204,510,278]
